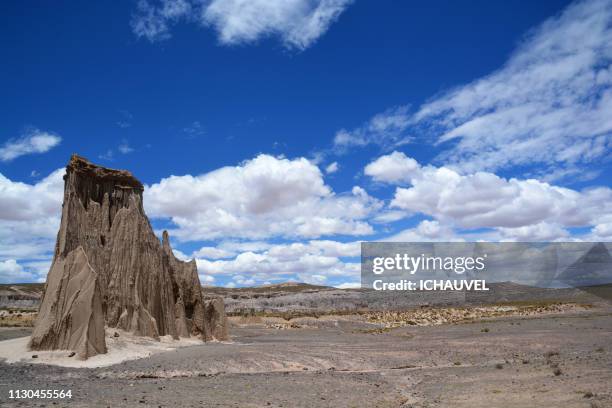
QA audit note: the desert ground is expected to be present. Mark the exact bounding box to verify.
[1,284,611,407]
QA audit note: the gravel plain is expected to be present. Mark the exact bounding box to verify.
[1,303,611,407]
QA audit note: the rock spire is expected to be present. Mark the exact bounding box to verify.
[29,155,228,359]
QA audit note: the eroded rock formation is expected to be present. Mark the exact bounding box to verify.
[30,155,228,359]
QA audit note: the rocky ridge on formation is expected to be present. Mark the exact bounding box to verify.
[29,155,228,359]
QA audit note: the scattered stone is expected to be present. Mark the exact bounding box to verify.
[31,354,38,359]
[68,352,76,357]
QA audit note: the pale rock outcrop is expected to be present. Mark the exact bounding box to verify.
[204,297,229,341]
[29,155,228,359]
[29,246,106,360]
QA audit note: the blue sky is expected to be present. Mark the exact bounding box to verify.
[1,0,611,288]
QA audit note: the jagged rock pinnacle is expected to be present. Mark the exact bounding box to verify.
[29,155,228,359]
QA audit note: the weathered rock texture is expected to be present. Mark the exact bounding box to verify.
[30,155,228,359]
[204,297,229,340]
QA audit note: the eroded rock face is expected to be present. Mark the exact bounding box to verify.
[204,297,229,341]
[29,155,228,358]
[29,246,106,360]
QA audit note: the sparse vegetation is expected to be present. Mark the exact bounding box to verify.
[544,350,560,358]
[364,303,586,329]
[0,310,37,327]
[232,307,332,320]
[354,327,393,335]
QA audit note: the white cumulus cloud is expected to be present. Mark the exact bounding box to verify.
[131,0,193,42]
[204,0,352,49]
[497,222,571,242]
[364,151,419,184]
[0,169,64,279]
[0,130,62,162]
[325,161,339,174]
[194,239,360,286]
[414,0,612,177]
[0,259,37,284]
[145,154,381,240]
[333,106,412,151]
[192,246,235,259]
[365,152,612,239]
[334,0,612,180]
[132,0,352,50]
[385,220,460,242]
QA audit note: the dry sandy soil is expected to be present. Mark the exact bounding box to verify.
[0,303,611,407]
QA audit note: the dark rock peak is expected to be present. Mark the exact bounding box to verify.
[67,154,144,190]
[64,154,145,216]
[558,242,612,287]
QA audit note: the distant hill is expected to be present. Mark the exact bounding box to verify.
[557,243,612,287]
[204,282,334,296]
[2,281,609,313]
[0,283,44,310]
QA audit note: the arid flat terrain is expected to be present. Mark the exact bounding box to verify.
[1,301,611,407]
